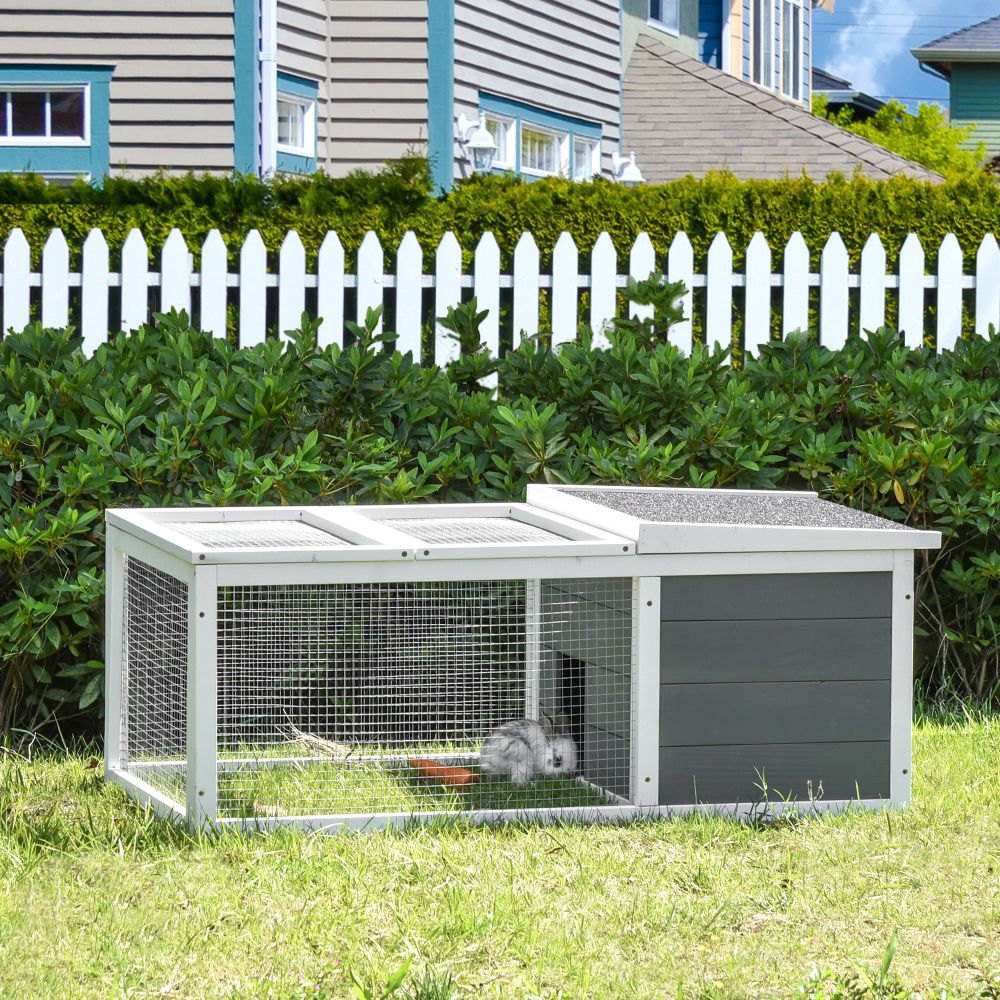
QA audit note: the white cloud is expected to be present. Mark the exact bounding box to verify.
[826,0,917,94]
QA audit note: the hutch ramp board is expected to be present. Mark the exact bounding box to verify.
[104,488,939,832]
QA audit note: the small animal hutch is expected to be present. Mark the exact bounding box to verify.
[105,487,939,832]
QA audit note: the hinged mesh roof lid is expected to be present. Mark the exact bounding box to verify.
[166,520,352,549]
[382,516,571,546]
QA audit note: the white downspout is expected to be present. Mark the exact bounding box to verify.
[260,0,278,176]
[721,0,732,76]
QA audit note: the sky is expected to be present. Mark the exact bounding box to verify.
[811,2,1000,112]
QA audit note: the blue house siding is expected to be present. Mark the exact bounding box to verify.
[699,0,722,68]
[951,63,1000,153]
[427,0,456,193]
[742,0,751,80]
[233,0,259,175]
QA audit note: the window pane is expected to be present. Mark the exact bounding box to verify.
[0,94,6,137]
[753,0,773,87]
[782,0,793,96]
[792,7,801,99]
[485,116,508,164]
[50,90,85,138]
[11,91,45,136]
[573,137,597,181]
[521,126,559,174]
[649,0,661,20]
[277,99,304,148]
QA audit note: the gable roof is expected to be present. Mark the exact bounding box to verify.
[622,38,941,184]
[914,15,1000,55]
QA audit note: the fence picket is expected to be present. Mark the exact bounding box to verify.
[975,233,1000,338]
[356,231,383,334]
[474,232,501,387]
[783,232,809,335]
[278,230,306,339]
[200,230,228,339]
[898,233,925,349]
[3,229,30,335]
[706,232,733,352]
[859,233,887,335]
[551,231,579,347]
[629,232,655,323]
[590,231,616,348]
[937,233,963,352]
[395,230,422,360]
[239,229,267,347]
[435,231,462,364]
[316,231,344,349]
[820,232,849,350]
[41,228,70,331]
[160,229,191,315]
[120,229,149,333]
[81,228,109,355]
[744,232,772,357]
[667,231,694,355]
[512,231,540,348]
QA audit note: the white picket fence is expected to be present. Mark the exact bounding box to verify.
[2,226,999,361]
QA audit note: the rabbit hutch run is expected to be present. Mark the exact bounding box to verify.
[104,487,939,833]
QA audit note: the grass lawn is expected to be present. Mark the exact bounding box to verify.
[1,713,999,1000]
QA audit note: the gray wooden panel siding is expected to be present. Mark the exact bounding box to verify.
[453,0,621,177]
[660,573,893,621]
[324,1,429,177]
[661,680,890,746]
[661,618,891,683]
[659,571,893,806]
[0,3,236,175]
[660,742,890,804]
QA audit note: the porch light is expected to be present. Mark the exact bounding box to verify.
[457,113,498,174]
[612,151,645,187]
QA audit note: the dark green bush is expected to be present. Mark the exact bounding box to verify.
[1,312,998,733]
[3,162,1000,271]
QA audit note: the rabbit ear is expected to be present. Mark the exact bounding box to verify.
[548,711,572,736]
[540,707,555,735]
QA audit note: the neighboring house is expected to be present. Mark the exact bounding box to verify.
[812,67,886,121]
[0,0,934,188]
[912,15,1000,160]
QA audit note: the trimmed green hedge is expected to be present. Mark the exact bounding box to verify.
[2,161,1000,270]
[1,312,998,734]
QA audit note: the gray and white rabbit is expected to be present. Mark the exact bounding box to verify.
[480,710,578,784]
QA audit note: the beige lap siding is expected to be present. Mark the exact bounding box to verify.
[453,0,621,178]
[277,0,328,165]
[0,1,236,175]
[322,1,429,177]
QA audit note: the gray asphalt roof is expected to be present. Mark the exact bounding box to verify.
[915,14,1000,53]
[622,38,942,184]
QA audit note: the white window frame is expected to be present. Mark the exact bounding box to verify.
[648,0,680,35]
[275,91,316,158]
[751,0,774,89]
[483,112,516,171]
[780,0,806,102]
[519,122,569,178]
[572,135,601,181]
[0,84,90,146]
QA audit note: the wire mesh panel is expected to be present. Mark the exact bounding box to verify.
[213,576,635,819]
[120,557,189,807]
[383,517,570,545]
[167,520,350,549]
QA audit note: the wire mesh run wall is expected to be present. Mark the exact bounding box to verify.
[212,577,636,820]
[119,557,189,808]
